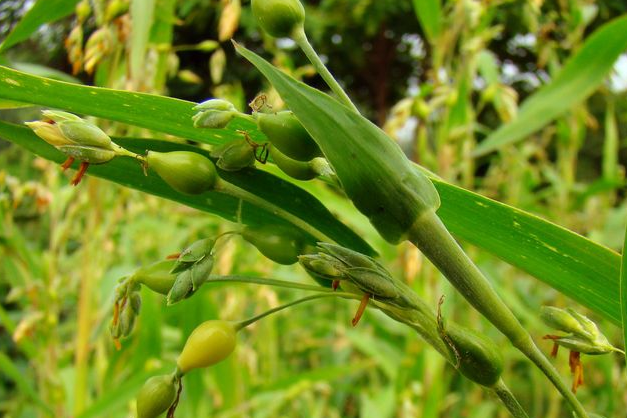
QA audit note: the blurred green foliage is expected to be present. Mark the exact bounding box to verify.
[1,0,627,417]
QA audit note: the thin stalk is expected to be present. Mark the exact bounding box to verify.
[206,274,338,293]
[234,292,357,331]
[493,379,530,418]
[408,210,589,418]
[214,179,334,243]
[291,28,359,113]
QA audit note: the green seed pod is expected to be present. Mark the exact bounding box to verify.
[270,145,317,180]
[57,145,116,164]
[131,260,177,295]
[241,224,307,265]
[317,242,385,272]
[146,151,218,195]
[256,111,321,161]
[540,306,590,339]
[192,99,238,129]
[177,320,237,373]
[129,292,142,313]
[251,0,305,38]
[214,139,256,171]
[172,238,216,274]
[167,270,193,305]
[298,254,344,280]
[42,109,83,123]
[136,374,177,418]
[442,323,504,387]
[57,120,112,148]
[344,267,399,299]
[190,254,214,290]
[549,336,616,355]
[565,308,600,340]
[118,303,137,337]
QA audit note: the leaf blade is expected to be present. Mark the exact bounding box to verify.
[0,0,81,53]
[473,14,627,156]
[412,0,442,44]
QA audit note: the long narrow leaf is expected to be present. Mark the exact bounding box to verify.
[473,14,627,156]
[412,0,442,44]
[0,65,251,145]
[235,42,622,324]
[0,121,374,255]
[0,0,80,53]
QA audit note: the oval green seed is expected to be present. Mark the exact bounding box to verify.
[251,0,305,38]
[443,323,504,387]
[177,320,237,373]
[242,224,307,265]
[256,111,321,161]
[136,374,177,418]
[146,150,218,195]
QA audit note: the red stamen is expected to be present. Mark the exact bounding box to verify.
[61,156,75,171]
[351,293,370,327]
[569,351,584,393]
[70,162,89,185]
[332,280,340,291]
[542,335,561,357]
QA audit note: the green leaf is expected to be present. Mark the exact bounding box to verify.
[235,42,622,324]
[0,351,54,416]
[0,65,248,145]
[621,220,627,361]
[412,0,442,44]
[0,121,374,256]
[130,0,156,83]
[11,62,83,84]
[0,0,81,53]
[473,14,627,157]
[433,179,621,325]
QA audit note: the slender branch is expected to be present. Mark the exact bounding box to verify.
[292,28,359,114]
[493,379,530,418]
[408,210,589,418]
[205,274,336,293]
[234,292,357,331]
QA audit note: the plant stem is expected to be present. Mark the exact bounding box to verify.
[292,28,359,113]
[493,379,529,418]
[215,179,334,243]
[206,274,339,293]
[407,210,589,418]
[234,292,357,331]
